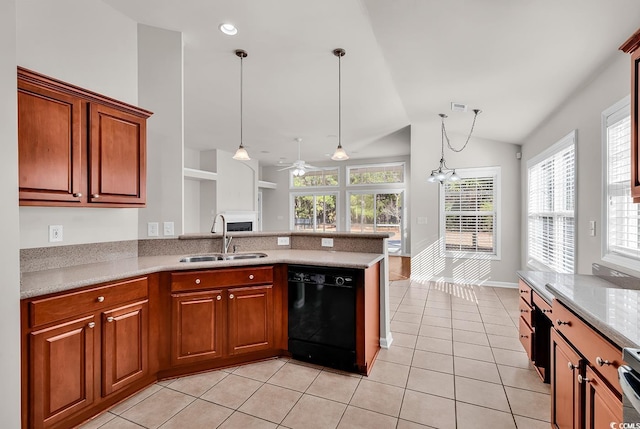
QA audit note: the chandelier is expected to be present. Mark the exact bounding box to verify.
[427,109,481,184]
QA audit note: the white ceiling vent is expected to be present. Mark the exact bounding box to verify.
[450,102,467,112]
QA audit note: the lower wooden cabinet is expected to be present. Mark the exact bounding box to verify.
[584,365,622,429]
[23,277,150,429]
[227,285,274,355]
[551,328,583,429]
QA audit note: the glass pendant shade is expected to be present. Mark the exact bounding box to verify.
[232,144,250,161]
[331,144,349,161]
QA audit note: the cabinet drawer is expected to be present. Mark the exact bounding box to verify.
[554,300,622,394]
[171,266,273,292]
[29,277,148,328]
[519,297,533,328]
[518,280,532,306]
[532,291,553,316]
[519,316,534,360]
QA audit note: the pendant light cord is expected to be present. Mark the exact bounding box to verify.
[240,54,243,146]
[443,109,480,153]
[338,52,342,148]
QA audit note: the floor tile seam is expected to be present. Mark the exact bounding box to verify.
[151,391,198,429]
[346,398,402,419]
[511,412,551,423]
[219,410,283,428]
[501,382,551,396]
[103,414,147,428]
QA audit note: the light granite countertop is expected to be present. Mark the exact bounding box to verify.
[517,270,640,348]
[21,249,385,299]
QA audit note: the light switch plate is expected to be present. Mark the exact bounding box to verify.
[277,237,290,246]
[321,238,334,247]
[147,222,159,237]
[49,225,63,242]
[163,221,175,236]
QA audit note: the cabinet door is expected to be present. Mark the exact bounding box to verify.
[584,366,622,429]
[102,300,149,396]
[89,103,146,205]
[18,80,83,204]
[30,315,96,429]
[551,329,583,429]
[227,285,274,355]
[630,46,640,202]
[171,290,224,365]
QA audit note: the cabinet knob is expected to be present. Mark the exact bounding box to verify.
[73,192,83,198]
[567,362,576,370]
[195,278,201,284]
[578,374,590,384]
[88,322,96,329]
[92,194,100,198]
[249,274,254,280]
[556,319,570,326]
[596,356,611,366]
[107,317,114,323]
[520,309,528,313]
[216,295,222,301]
[520,334,528,339]
[97,296,105,303]
[229,294,235,299]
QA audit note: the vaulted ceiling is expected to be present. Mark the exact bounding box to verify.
[103,0,640,166]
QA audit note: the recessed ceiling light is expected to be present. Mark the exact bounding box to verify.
[219,23,237,36]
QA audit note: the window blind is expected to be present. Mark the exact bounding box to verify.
[605,110,639,261]
[527,134,575,273]
[442,171,497,256]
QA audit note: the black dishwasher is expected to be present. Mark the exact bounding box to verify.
[288,265,357,372]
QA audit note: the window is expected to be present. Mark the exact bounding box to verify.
[440,167,500,258]
[348,192,403,254]
[602,98,640,268]
[292,193,337,232]
[527,131,576,273]
[291,169,338,188]
[348,163,404,185]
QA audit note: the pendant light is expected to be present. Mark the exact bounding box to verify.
[427,109,481,184]
[232,49,251,161]
[331,48,349,161]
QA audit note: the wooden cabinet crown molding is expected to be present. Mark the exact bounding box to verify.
[17,67,152,118]
[620,28,640,54]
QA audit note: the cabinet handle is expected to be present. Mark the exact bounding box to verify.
[107,317,114,323]
[520,309,528,313]
[216,295,222,301]
[97,296,105,303]
[73,192,83,198]
[542,309,552,313]
[249,274,254,280]
[520,334,528,339]
[92,194,100,198]
[229,294,235,299]
[195,279,201,284]
[596,357,611,366]
[556,319,570,326]
[567,362,576,370]
[88,322,96,328]
[520,289,528,294]
[578,374,590,384]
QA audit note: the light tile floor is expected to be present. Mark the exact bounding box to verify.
[78,279,550,429]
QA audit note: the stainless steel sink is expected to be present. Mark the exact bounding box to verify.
[179,252,267,262]
[221,252,268,260]
[179,254,224,262]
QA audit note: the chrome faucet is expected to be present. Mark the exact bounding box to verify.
[211,214,233,254]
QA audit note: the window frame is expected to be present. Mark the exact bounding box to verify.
[289,168,340,189]
[289,191,340,232]
[439,166,501,260]
[346,162,405,187]
[601,96,640,271]
[526,130,577,273]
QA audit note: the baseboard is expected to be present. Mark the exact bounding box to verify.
[379,334,393,349]
[412,275,518,289]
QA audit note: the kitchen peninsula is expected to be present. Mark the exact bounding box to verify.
[20,231,389,429]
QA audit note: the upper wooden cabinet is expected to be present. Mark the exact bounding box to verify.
[17,67,152,207]
[620,29,640,202]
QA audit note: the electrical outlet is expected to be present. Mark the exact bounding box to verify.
[277,237,290,246]
[321,238,334,247]
[417,217,428,225]
[589,220,596,237]
[163,221,175,236]
[147,222,159,237]
[49,225,63,242]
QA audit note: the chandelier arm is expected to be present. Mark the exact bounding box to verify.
[444,109,480,153]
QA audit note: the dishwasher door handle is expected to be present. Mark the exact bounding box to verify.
[619,365,640,413]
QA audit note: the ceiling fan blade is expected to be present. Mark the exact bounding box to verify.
[304,164,320,170]
[277,165,295,171]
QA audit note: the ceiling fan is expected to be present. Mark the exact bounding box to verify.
[277,138,320,176]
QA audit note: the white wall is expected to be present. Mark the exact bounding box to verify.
[521,53,631,275]
[0,0,22,426]
[410,124,521,285]
[137,24,184,238]
[17,0,140,248]
[216,149,258,213]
